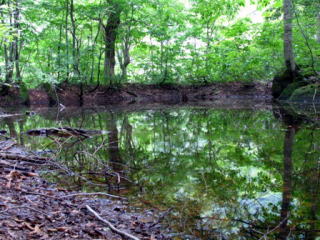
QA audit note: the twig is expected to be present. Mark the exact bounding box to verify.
[313,87,317,101]
[258,214,290,240]
[60,192,127,200]
[86,205,140,240]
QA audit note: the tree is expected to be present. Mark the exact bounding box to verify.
[317,7,320,43]
[0,0,22,84]
[101,0,122,85]
[283,0,295,74]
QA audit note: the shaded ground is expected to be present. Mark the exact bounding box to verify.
[25,82,271,107]
[0,140,169,240]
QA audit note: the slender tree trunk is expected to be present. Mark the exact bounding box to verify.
[122,43,130,79]
[317,10,320,43]
[117,6,134,80]
[70,0,80,78]
[4,2,14,83]
[90,23,101,83]
[57,25,63,81]
[103,1,121,85]
[13,0,21,82]
[65,0,70,82]
[283,0,296,73]
[118,41,130,79]
[97,49,103,84]
[90,25,95,83]
[279,126,295,239]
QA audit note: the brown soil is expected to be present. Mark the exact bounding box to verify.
[26,82,271,107]
[0,140,169,240]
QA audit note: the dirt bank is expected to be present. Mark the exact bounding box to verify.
[26,82,271,107]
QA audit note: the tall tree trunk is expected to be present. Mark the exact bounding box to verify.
[283,0,295,73]
[117,6,134,80]
[117,41,130,79]
[70,0,80,79]
[4,2,14,83]
[57,25,63,81]
[13,0,21,82]
[317,10,320,43]
[97,49,103,84]
[90,23,101,83]
[279,126,295,239]
[65,0,70,82]
[103,1,121,85]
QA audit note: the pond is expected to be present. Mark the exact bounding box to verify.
[0,103,319,240]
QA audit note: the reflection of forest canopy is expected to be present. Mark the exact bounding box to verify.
[1,106,320,238]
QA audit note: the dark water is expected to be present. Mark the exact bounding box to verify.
[1,103,320,239]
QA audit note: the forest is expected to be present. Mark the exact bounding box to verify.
[0,0,318,93]
[0,1,320,239]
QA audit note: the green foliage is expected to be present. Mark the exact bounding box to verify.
[0,0,318,86]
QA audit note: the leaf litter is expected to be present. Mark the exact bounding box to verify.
[0,140,171,240]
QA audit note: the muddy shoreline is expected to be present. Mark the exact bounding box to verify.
[0,82,272,107]
[0,140,169,240]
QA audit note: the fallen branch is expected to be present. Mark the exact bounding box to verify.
[60,192,127,200]
[86,205,140,240]
[26,127,102,138]
[0,153,49,164]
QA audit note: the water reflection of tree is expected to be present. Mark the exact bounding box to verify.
[274,104,320,240]
[107,112,122,172]
[279,125,295,239]
[106,112,136,192]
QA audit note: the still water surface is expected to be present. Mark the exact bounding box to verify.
[1,104,319,239]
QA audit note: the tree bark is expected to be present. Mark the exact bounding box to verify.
[13,0,21,82]
[317,10,320,43]
[118,41,130,79]
[65,0,70,82]
[283,0,295,73]
[103,1,121,85]
[3,1,14,83]
[70,0,80,78]
[57,25,63,81]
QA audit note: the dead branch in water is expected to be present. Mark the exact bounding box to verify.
[26,127,104,138]
[86,205,140,240]
[60,192,127,200]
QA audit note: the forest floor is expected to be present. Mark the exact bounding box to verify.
[0,140,169,240]
[25,81,272,107]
